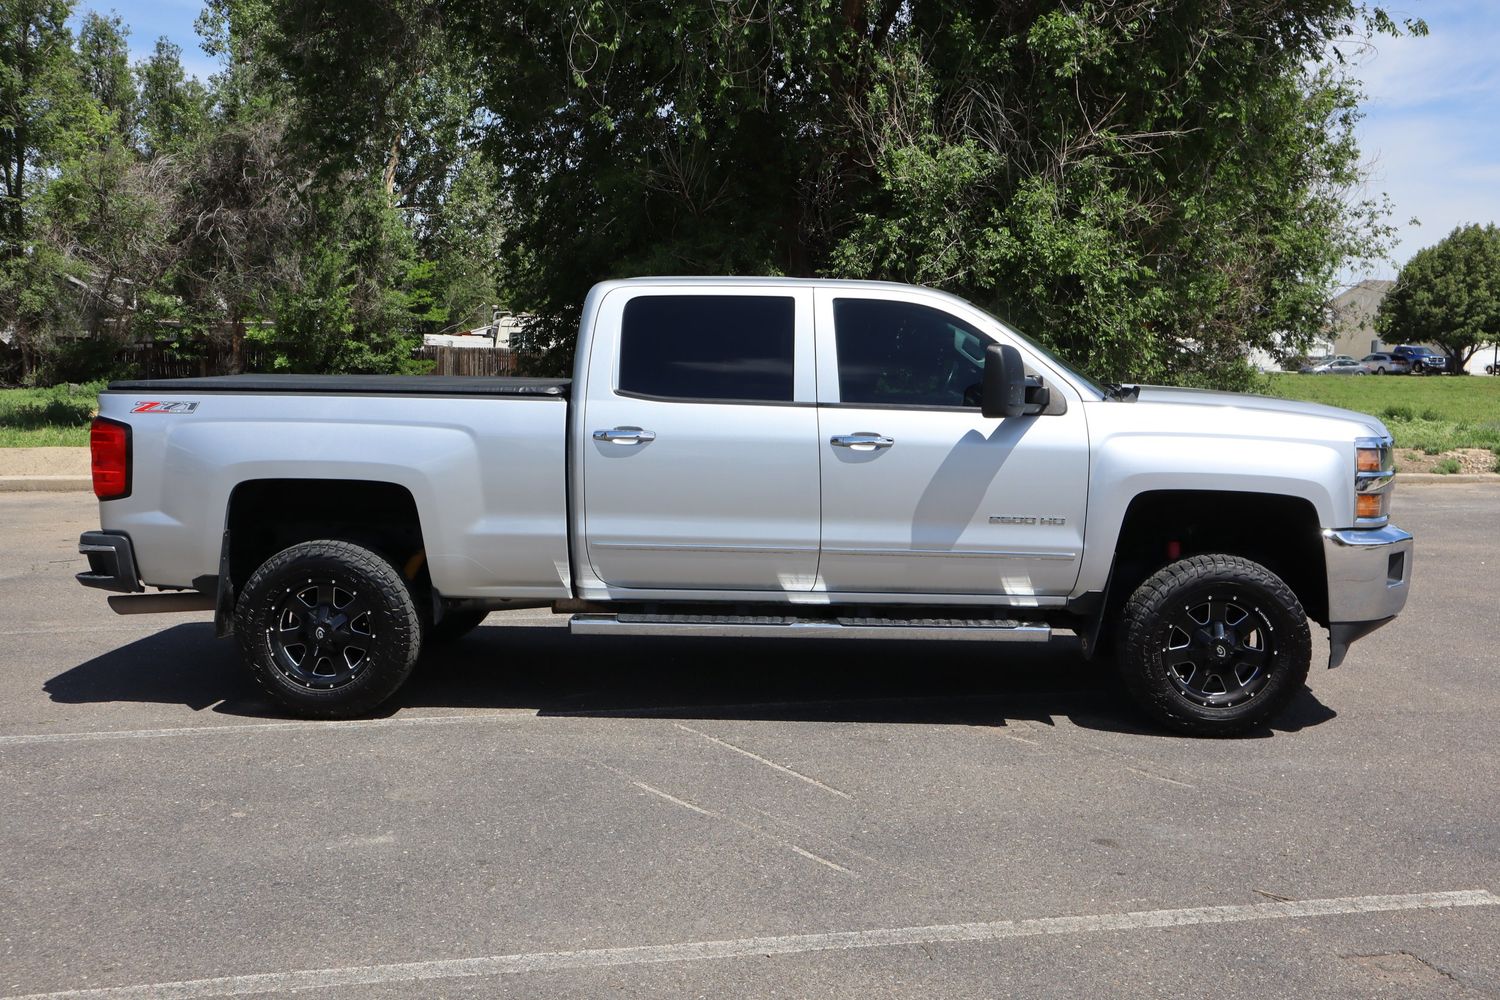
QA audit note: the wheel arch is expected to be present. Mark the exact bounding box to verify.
[1085,489,1328,657]
[219,478,430,635]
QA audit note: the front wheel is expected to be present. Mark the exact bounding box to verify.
[1119,554,1311,737]
[234,540,422,718]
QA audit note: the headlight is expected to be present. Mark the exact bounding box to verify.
[1354,436,1394,525]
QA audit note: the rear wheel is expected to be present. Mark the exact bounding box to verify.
[1119,554,1311,737]
[234,540,421,718]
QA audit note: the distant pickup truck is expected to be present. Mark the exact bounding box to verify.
[77,278,1413,735]
[1390,345,1450,375]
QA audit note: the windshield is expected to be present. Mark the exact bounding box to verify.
[962,299,1107,399]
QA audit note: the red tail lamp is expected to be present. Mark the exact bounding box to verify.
[90,417,131,500]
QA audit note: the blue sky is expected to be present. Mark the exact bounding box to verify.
[1340,2,1500,277]
[75,1,1500,282]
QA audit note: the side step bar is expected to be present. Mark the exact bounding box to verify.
[569,613,1051,643]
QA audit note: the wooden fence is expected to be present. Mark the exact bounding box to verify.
[114,342,281,379]
[415,346,542,377]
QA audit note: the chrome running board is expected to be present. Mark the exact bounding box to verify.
[569,612,1051,643]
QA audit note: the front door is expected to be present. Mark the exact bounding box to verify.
[813,290,1089,598]
[580,286,821,592]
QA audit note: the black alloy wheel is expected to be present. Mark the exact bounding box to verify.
[235,540,421,718]
[1160,596,1273,708]
[268,580,377,689]
[1119,554,1311,736]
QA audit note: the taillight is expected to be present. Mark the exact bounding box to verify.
[90,417,131,500]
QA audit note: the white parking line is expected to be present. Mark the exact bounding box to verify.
[5,890,1494,999]
[0,712,537,746]
[674,722,852,798]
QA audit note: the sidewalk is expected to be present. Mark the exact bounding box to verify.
[0,447,91,492]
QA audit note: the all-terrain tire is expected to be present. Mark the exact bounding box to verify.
[1119,554,1311,737]
[234,540,422,718]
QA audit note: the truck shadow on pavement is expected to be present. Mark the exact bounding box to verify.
[44,621,1337,738]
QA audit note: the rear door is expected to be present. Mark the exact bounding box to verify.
[813,289,1090,598]
[579,286,821,592]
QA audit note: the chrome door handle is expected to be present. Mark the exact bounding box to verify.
[593,426,657,445]
[830,433,894,451]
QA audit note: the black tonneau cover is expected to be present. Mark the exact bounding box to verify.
[106,375,570,398]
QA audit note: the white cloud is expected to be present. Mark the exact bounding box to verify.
[1344,3,1500,278]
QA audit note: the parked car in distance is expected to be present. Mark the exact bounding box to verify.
[1303,357,1368,375]
[1360,353,1411,375]
[1298,355,1355,373]
[1391,345,1449,374]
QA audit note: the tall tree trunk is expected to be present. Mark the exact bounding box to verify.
[383,133,402,199]
[229,315,245,374]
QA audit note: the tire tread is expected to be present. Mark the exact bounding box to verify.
[1119,554,1311,737]
[234,540,422,718]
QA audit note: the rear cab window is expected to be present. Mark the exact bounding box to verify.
[618,295,795,403]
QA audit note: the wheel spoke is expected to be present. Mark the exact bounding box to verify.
[266,574,379,691]
[1163,594,1278,706]
[1236,644,1268,670]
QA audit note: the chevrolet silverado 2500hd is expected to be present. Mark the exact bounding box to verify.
[76,278,1412,735]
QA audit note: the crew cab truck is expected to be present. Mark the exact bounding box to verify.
[77,278,1413,736]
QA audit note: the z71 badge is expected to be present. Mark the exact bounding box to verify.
[131,401,200,414]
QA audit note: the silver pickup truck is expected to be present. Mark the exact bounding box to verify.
[77,277,1412,735]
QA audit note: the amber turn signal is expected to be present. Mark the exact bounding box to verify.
[1356,448,1384,472]
[1355,493,1384,519]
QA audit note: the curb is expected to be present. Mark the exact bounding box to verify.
[0,476,93,492]
[1399,474,1499,484]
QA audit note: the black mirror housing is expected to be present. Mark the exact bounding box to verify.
[982,344,1027,418]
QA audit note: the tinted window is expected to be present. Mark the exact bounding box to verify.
[833,298,990,407]
[619,295,795,402]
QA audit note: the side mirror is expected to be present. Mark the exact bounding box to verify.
[982,344,1026,419]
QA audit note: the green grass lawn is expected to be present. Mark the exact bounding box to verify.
[0,384,99,447]
[1264,373,1500,455]
[3,374,1497,459]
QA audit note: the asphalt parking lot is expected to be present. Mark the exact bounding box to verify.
[1,486,1497,998]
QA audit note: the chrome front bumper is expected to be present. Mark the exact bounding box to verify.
[1321,524,1413,666]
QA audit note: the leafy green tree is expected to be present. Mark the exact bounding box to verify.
[0,0,75,265]
[1377,224,1500,370]
[265,0,1420,385]
[169,104,307,372]
[135,37,210,157]
[264,186,428,373]
[0,0,107,379]
[75,10,135,135]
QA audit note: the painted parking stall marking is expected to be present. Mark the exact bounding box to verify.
[5,890,1495,999]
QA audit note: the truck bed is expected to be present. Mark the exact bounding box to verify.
[107,375,570,397]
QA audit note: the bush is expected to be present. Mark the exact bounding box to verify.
[0,383,101,431]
